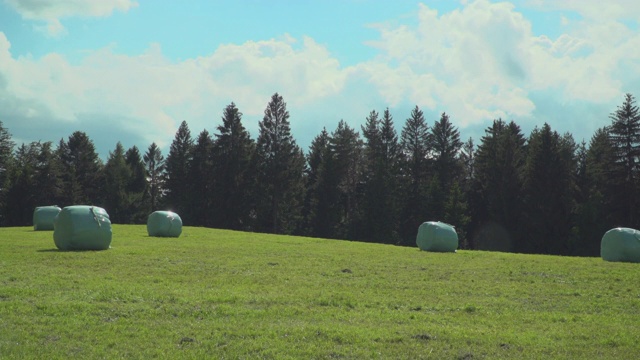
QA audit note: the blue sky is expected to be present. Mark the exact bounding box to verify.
[1,0,639,158]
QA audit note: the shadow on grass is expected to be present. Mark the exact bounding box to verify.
[36,248,111,253]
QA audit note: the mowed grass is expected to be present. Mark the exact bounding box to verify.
[1,226,639,359]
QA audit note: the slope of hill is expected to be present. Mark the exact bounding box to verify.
[1,225,638,359]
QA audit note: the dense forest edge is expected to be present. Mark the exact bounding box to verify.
[1,92,639,257]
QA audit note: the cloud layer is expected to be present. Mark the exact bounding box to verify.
[1,0,639,157]
[5,0,138,36]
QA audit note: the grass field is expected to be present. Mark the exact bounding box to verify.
[1,225,639,359]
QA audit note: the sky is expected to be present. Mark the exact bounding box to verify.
[1,0,639,159]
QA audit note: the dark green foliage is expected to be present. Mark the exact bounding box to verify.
[124,146,149,223]
[103,142,131,223]
[3,143,39,225]
[429,112,463,195]
[471,119,526,251]
[521,124,577,255]
[165,121,194,223]
[2,141,63,226]
[608,93,640,227]
[57,131,104,205]
[444,181,470,248]
[143,142,165,212]
[572,128,618,256]
[254,93,305,234]
[190,129,215,227]
[212,103,255,231]
[6,94,640,257]
[31,141,64,207]
[360,108,401,244]
[399,106,431,245]
[302,128,333,237]
[0,121,14,225]
[326,120,364,239]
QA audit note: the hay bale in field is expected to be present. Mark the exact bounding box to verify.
[416,221,458,252]
[53,206,112,251]
[601,227,640,263]
[33,206,61,231]
[147,211,182,237]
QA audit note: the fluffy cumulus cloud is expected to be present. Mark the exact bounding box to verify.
[1,0,640,156]
[360,0,640,131]
[5,0,138,36]
[0,32,352,154]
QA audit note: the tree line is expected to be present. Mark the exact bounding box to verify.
[1,92,639,256]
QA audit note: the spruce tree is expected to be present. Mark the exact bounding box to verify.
[360,108,401,244]
[33,141,63,207]
[0,121,13,194]
[57,131,103,205]
[143,142,165,212]
[399,106,430,245]
[429,112,463,200]
[329,120,364,240]
[3,143,39,225]
[254,93,305,234]
[212,103,255,230]
[103,142,131,223]
[165,121,194,222]
[125,146,149,223]
[190,129,215,226]
[521,124,576,255]
[574,128,617,255]
[303,128,334,237]
[471,119,526,251]
[608,93,640,227]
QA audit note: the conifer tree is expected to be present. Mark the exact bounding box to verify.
[329,120,364,240]
[573,128,617,255]
[608,93,640,227]
[3,143,40,225]
[144,142,165,212]
[32,141,63,207]
[429,112,463,201]
[303,128,334,237]
[103,142,131,223]
[471,119,526,251]
[57,131,103,205]
[0,121,13,195]
[521,124,576,255]
[360,108,401,244]
[399,106,430,245]
[165,121,194,222]
[212,103,255,230]
[190,129,215,226]
[254,93,305,234]
[125,146,149,223]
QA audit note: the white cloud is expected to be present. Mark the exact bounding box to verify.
[1,0,640,156]
[353,0,640,128]
[5,0,138,37]
[0,32,352,152]
[5,0,138,19]
[524,0,640,21]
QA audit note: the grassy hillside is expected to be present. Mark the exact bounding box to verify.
[1,225,638,359]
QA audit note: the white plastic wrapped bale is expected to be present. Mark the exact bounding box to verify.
[601,227,640,263]
[416,221,458,252]
[33,206,62,231]
[53,206,112,250]
[147,211,182,237]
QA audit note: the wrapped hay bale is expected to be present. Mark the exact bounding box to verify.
[147,211,182,237]
[33,206,62,231]
[416,221,458,252]
[601,227,640,263]
[53,206,112,251]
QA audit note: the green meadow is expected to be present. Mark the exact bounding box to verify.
[1,225,639,359]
